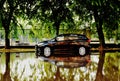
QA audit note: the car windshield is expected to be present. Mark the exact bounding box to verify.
[56,35,87,41]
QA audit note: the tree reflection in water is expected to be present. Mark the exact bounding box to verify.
[1,52,12,81]
[95,51,106,81]
[0,52,119,81]
[104,52,120,81]
[95,51,120,81]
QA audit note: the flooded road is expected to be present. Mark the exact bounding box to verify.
[0,52,120,81]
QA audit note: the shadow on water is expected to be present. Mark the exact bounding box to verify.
[0,51,120,81]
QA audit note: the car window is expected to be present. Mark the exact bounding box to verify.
[56,36,78,41]
[65,36,78,40]
[56,35,88,41]
[56,36,64,41]
[78,35,88,40]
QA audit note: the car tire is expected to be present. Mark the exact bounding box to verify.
[78,46,86,56]
[36,48,42,57]
[37,48,41,56]
[35,45,40,57]
[43,47,51,57]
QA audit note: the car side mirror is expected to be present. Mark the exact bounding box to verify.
[55,38,57,41]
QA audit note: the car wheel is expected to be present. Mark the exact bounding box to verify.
[78,46,86,56]
[36,48,42,57]
[35,45,40,57]
[43,47,51,57]
[37,48,41,56]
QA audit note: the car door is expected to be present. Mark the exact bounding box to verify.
[53,36,71,54]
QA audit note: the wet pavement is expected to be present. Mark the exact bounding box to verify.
[0,51,120,81]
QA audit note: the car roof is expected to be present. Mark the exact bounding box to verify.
[57,34,86,37]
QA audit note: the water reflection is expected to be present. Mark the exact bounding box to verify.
[0,52,11,81]
[38,55,90,68]
[96,51,120,81]
[0,51,120,81]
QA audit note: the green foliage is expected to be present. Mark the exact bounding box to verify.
[73,0,120,42]
[28,18,55,41]
[0,0,119,45]
[28,0,75,35]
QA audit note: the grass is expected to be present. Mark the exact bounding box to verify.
[0,48,35,53]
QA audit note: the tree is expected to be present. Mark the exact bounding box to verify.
[103,0,120,43]
[73,0,119,49]
[0,0,75,48]
[0,0,38,48]
[30,0,74,35]
[72,1,119,81]
[29,18,56,40]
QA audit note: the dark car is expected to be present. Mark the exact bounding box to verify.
[35,34,90,57]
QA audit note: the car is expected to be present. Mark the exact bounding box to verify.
[35,34,90,57]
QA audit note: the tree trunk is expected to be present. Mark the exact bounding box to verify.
[56,26,59,36]
[93,8,106,81]
[93,9,105,49]
[97,21,105,46]
[2,2,14,49]
[54,21,60,36]
[5,29,10,49]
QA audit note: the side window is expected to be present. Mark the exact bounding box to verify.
[56,36,64,41]
[68,36,78,40]
[78,36,88,40]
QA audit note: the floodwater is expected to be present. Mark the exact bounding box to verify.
[0,51,120,81]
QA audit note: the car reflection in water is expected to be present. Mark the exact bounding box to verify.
[37,54,91,68]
